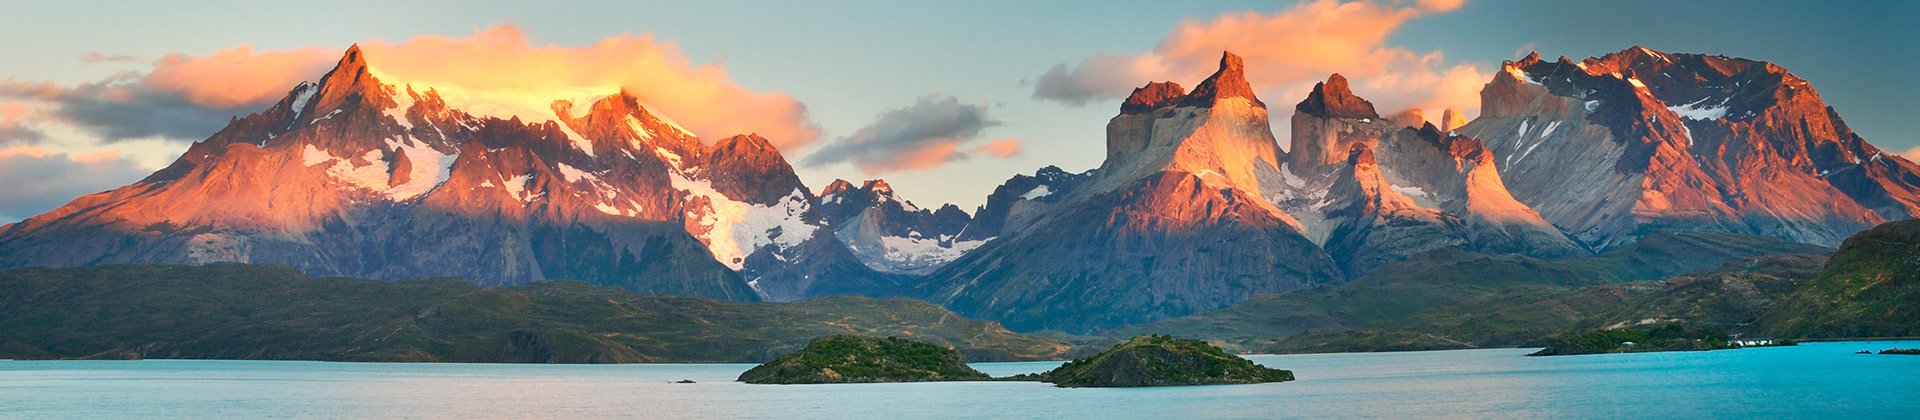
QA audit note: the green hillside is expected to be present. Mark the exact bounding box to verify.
[0,264,1071,363]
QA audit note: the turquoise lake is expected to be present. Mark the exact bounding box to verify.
[4,341,1917,418]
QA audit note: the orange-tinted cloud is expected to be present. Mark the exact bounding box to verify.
[145,45,336,108]
[3,25,818,149]
[1899,145,1920,162]
[1032,0,1485,125]
[360,25,819,148]
[0,45,335,142]
[0,101,42,143]
[972,138,1023,158]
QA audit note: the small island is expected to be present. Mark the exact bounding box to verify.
[738,334,1296,387]
[1036,335,1294,387]
[1881,348,1920,355]
[736,335,990,384]
[1529,325,1735,356]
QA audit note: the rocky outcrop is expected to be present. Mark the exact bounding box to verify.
[737,335,990,384]
[1121,82,1186,114]
[1289,74,1393,173]
[816,179,977,275]
[1321,145,1471,275]
[959,165,1094,241]
[919,171,1340,332]
[1294,73,1379,120]
[1440,108,1467,132]
[1272,76,1584,277]
[915,51,1338,333]
[1038,335,1294,387]
[1376,125,1585,259]
[1178,52,1265,109]
[706,133,807,205]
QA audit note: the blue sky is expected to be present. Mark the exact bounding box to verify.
[0,0,1913,221]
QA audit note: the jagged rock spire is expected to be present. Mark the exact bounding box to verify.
[1295,73,1378,119]
[820,179,856,196]
[1440,108,1467,132]
[862,179,894,195]
[306,44,394,117]
[1179,51,1265,108]
[1120,82,1186,114]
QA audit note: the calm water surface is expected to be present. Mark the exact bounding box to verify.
[3,341,1917,419]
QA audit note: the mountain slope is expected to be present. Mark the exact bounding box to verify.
[815,179,979,275]
[0,264,1073,363]
[1272,75,1584,277]
[915,52,1343,333]
[1761,220,1920,338]
[1461,47,1920,249]
[0,46,893,302]
[1119,232,1829,350]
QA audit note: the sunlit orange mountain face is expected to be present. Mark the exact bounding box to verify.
[2,7,1917,336]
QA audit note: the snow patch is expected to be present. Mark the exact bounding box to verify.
[1020,185,1052,200]
[332,150,391,191]
[385,85,416,130]
[301,145,331,167]
[625,114,656,144]
[875,235,989,270]
[383,137,458,201]
[672,174,752,270]
[1667,97,1730,121]
[650,108,696,138]
[1390,184,1429,198]
[654,146,684,169]
[306,138,457,201]
[287,83,317,119]
[734,190,822,256]
[593,202,622,216]
[555,162,594,184]
[503,174,532,202]
[310,109,343,125]
[1540,121,1560,139]
[558,121,595,157]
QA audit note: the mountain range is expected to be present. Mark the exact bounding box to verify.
[2,45,1916,334]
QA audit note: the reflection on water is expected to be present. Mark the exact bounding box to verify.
[2,341,1916,418]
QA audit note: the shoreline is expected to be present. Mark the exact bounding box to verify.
[9,339,1918,365]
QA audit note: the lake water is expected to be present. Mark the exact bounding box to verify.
[3,341,1917,418]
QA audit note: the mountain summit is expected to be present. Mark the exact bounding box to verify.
[1294,73,1378,120]
[1179,51,1265,108]
[915,51,1340,332]
[1,43,1914,336]
[1464,46,1920,249]
[0,46,900,302]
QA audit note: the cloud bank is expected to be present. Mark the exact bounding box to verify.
[0,45,336,142]
[802,94,1019,175]
[0,146,152,223]
[1031,0,1485,124]
[0,25,820,149]
[361,25,819,148]
[0,101,43,143]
